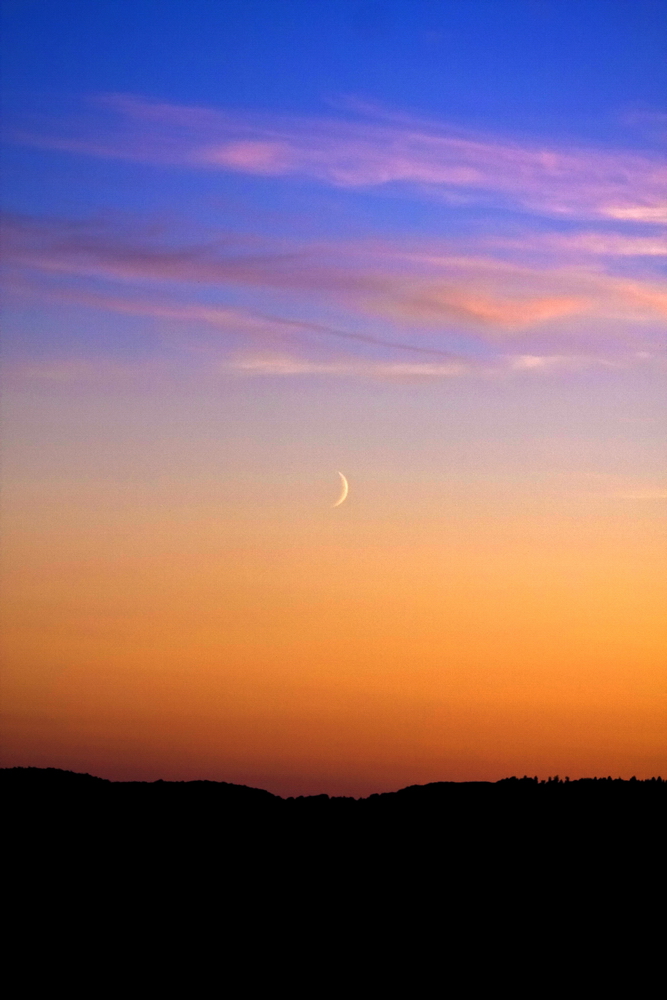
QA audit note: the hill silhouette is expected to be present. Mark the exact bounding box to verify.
[4,766,663,850]
[3,764,663,799]
[5,766,664,905]
[4,767,663,957]
[4,765,664,816]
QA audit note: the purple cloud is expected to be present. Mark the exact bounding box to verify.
[13,94,667,224]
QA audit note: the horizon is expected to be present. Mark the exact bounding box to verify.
[3,765,663,801]
[1,0,665,798]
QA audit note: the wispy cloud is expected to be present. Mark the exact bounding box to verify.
[224,353,469,380]
[13,94,667,224]
[3,211,665,381]
[486,231,667,258]
[226,350,620,380]
[5,346,620,388]
[6,212,666,330]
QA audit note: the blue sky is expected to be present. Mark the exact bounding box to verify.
[3,1,666,129]
[3,0,666,215]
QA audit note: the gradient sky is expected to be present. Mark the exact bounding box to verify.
[1,0,665,795]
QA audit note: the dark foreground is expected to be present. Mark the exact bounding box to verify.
[4,768,664,959]
[4,764,664,802]
[4,766,664,856]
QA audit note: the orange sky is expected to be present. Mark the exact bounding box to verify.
[2,377,665,795]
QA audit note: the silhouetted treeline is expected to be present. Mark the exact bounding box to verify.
[3,765,663,810]
[3,766,663,841]
[4,767,663,952]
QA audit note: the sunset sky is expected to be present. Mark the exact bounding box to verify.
[1,0,665,795]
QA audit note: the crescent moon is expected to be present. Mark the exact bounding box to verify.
[332,471,349,507]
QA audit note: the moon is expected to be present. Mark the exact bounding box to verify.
[332,471,349,507]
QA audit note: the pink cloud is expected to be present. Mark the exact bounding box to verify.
[7,212,664,326]
[603,206,667,224]
[617,282,667,317]
[386,289,589,329]
[487,231,667,258]
[3,213,665,374]
[226,353,469,380]
[205,141,292,173]
[3,346,627,389]
[13,94,667,224]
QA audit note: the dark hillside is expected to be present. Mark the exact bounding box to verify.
[4,768,663,942]
[4,767,663,851]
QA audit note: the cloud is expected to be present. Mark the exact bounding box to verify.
[206,140,293,173]
[0,346,472,385]
[226,353,469,379]
[508,354,618,372]
[3,212,665,380]
[617,281,667,318]
[385,288,589,329]
[487,231,667,258]
[4,346,622,388]
[6,212,666,334]
[13,94,667,224]
[3,278,463,362]
[602,206,667,224]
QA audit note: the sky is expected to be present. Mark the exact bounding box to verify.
[1,0,665,795]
